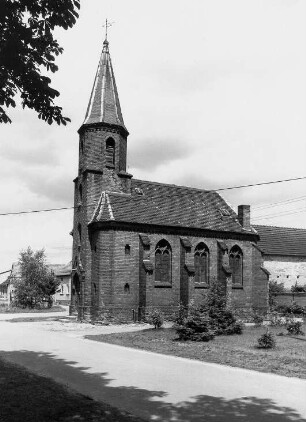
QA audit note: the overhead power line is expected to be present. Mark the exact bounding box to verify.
[0,175,306,217]
[253,195,306,210]
[215,176,306,192]
[252,207,306,221]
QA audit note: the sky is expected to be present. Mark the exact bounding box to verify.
[1,0,305,271]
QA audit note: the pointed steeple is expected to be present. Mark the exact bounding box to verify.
[83,39,127,131]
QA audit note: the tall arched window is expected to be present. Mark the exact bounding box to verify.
[155,239,172,283]
[105,138,115,166]
[77,223,82,244]
[78,184,82,203]
[229,245,243,285]
[194,242,209,284]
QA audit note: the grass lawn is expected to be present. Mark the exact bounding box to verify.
[86,325,306,379]
[0,357,144,422]
[0,304,65,314]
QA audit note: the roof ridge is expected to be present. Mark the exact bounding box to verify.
[254,224,306,231]
[133,178,213,194]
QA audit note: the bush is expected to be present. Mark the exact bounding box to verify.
[175,279,243,342]
[252,311,264,326]
[269,311,286,327]
[175,311,215,342]
[275,303,305,316]
[286,321,304,336]
[148,309,164,329]
[257,330,276,349]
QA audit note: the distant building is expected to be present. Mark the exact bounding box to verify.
[0,270,11,304]
[50,262,72,305]
[0,261,71,306]
[254,225,306,290]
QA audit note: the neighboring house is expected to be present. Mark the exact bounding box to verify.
[254,225,306,308]
[254,225,306,290]
[2,261,71,306]
[50,262,72,305]
[0,270,11,304]
[70,38,269,322]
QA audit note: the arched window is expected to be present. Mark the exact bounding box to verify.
[78,184,82,203]
[124,283,130,293]
[77,223,82,243]
[105,138,115,166]
[194,242,210,284]
[155,239,172,283]
[80,139,84,154]
[229,245,243,285]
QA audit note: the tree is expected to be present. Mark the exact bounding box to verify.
[268,280,285,307]
[0,0,80,125]
[13,247,60,308]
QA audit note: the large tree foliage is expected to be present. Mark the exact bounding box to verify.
[13,247,60,308]
[0,0,80,124]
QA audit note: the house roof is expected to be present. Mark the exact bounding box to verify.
[83,39,127,131]
[91,179,258,236]
[0,271,11,286]
[253,225,306,257]
[48,262,72,276]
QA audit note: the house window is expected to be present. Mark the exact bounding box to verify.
[155,239,172,283]
[105,138,115,166]
[229,245,243,285]
[194,242,209,284]
[125,244,131,255]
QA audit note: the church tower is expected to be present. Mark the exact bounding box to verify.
[71,37,132,319]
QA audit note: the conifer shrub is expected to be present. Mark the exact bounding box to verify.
[175,279,243,341]
[257,329,276,349]
[148,309,164,329]
[286,321,304,336]
[175,307,215,341]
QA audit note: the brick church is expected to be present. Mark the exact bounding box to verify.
[71,37,269,321]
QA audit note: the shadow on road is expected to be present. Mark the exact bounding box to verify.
[0,350,304,422]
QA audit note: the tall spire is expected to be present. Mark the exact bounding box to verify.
[83,29,126,130]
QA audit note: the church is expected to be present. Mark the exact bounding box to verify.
[70,37,269,322]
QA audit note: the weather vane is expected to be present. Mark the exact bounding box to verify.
[103,18,114,41]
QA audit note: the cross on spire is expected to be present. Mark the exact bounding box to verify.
[103,18,114,41]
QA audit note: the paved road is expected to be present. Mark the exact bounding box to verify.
[0,319,305,422]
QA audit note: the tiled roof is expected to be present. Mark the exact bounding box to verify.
[83,40,127,130]
[48,262,72,276]
[254,225,306,257]
[91,179,257,235]
[0,271,10,286]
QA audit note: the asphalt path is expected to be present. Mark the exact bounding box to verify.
[0,318,305,421]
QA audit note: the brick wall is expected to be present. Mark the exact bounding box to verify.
[84,229,268,321]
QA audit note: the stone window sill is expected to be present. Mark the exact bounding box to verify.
[194,283,209,289]
[232,285,243,289]
[154,282,172,288]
